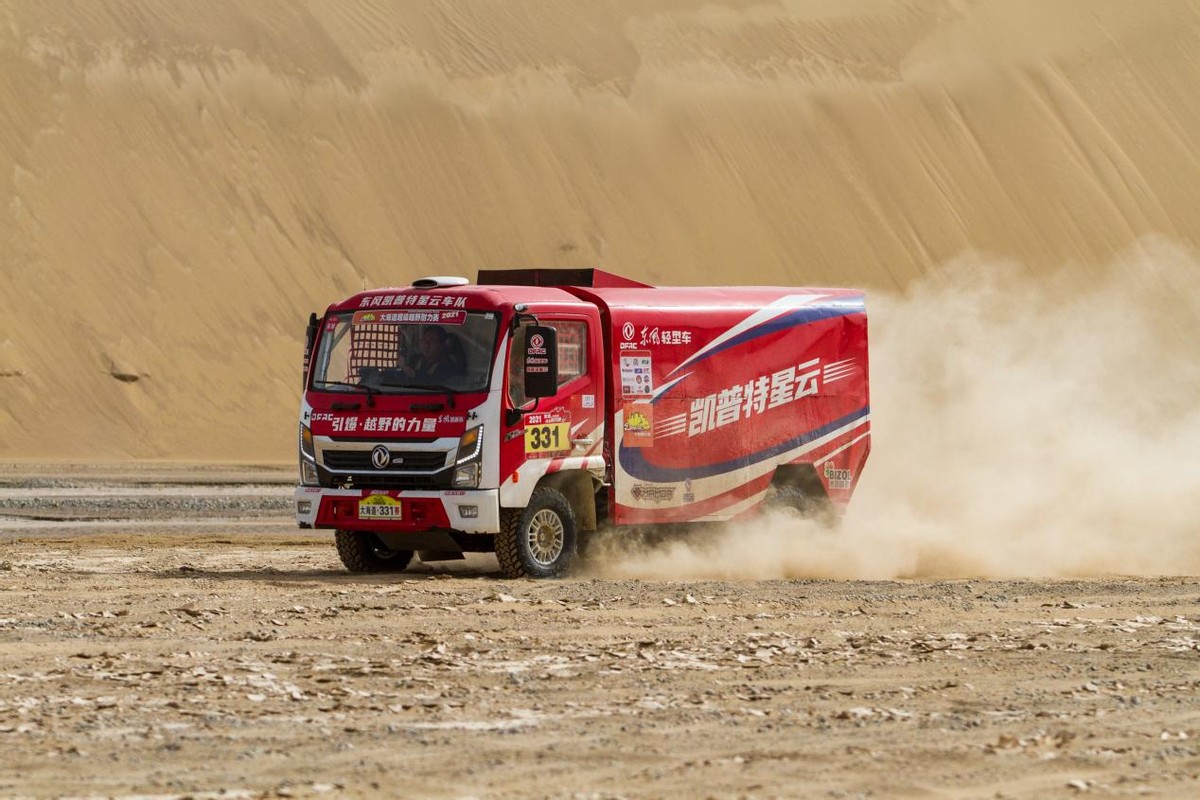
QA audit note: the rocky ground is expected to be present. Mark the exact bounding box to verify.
[1,467,1198,799]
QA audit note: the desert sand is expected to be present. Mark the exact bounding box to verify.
[3,2,1200,797]
[2,0,1200,460]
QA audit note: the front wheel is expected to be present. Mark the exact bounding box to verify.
[334,530,414,573]
[496,487,578,578]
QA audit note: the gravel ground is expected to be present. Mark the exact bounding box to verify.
[1,468,1198,799]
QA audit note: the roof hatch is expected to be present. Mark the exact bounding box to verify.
[411,276,470,289]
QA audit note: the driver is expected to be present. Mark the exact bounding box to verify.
[402,326,464,383]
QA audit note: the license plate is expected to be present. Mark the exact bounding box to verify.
[358,495,402,519]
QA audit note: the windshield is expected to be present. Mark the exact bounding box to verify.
[311,309,499,395]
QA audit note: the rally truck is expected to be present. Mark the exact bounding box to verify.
[295,269,870,578]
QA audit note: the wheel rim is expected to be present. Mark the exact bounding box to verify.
[525,509,565,566]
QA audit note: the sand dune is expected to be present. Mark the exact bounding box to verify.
[2,0,1199,461]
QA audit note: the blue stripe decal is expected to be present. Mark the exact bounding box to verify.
[619,406,870,483]
[669,301,863,377]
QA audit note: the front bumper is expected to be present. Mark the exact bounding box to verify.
[294,487,501,534]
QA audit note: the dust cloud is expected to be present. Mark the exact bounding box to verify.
[595,237,1200,579]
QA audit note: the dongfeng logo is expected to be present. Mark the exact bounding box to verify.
[371,445,391,470]
[530,333,545,349]
[622,322,635,341]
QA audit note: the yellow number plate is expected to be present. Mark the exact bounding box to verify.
[358,494,402,519]
[524,422,570,455]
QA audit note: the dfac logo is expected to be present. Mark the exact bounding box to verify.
[622,322,635,341]
[530,333,545,349]
[370,445,391,470]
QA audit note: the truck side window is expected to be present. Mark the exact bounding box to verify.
[555,321,586,384]
[508,320,588,407]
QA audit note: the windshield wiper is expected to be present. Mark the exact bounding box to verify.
[314,380,377,407]
[375,381,457,409]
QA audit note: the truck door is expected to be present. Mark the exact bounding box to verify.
[501,314,602,482]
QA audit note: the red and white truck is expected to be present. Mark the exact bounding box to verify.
[295,269,870,578]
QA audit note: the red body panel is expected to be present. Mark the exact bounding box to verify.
[567,286,870,525]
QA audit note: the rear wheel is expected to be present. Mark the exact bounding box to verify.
[496,487,578,578]
[334,530,414,573]
[763,483,835,524]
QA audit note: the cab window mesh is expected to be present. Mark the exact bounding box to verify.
[556,321,586,384]
[348,324,401,382]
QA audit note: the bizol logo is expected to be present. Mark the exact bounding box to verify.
[823,461,852,490]
[622,322,635,341]
[371,445,391,470]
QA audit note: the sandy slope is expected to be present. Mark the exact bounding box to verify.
[2,0,1199,460]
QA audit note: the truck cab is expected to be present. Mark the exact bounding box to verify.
[296,275,609,577]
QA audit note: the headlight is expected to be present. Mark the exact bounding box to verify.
[453,425,484,488]
[455,425,484,465]
[299,424,318,486]
[453,462,481,488]
[299,424,315,459]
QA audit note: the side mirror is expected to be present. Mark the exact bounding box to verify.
[303,312,319,387]
[523,325,558,399]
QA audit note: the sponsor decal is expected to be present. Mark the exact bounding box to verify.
[622,322,636,341]
[358,494,402,519]
[620,350,653,397]
[637,326,693,347]
[622,402,653,448]
[582,394,595,409]
[823,462,853,490]
[524,409,571,457]
[504,429,524,443]
[525,334,549,374]
[353,309,466,326]
[311,413,465,434]
[358,295,468,309]
[683,478,695,504]
[656,358,826,439]
[631,484,676,504]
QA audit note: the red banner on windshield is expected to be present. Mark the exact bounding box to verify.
[353,310,467,326]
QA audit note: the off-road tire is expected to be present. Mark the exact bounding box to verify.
[334,530,414,573]
[496,487,578,579]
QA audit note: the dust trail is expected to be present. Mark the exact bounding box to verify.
[593,237,1200,579]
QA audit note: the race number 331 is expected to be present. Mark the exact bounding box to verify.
[524,422,569,454]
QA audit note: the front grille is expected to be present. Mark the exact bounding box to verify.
[319,470,451,494]
[323,449,448,471]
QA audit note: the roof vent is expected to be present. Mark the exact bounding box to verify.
[412,276,470,289]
